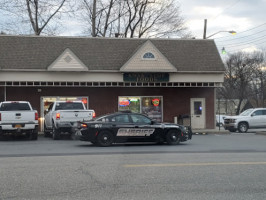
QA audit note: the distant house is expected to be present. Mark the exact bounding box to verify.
[0,35,225,130]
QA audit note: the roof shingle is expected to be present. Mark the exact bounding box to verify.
[0,35,225,72]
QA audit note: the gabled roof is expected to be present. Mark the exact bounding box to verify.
[47,48,88,71]
[120,40,177,72]
[0,35,225,72]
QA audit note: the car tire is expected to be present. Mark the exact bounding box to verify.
[238,122,248,133]
[96,131,114,147]
[166,130,180,145]
[52,124,60,140]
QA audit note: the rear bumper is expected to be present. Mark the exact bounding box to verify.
[0,124,38,134]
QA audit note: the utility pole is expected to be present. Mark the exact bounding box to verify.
[203,19,207,39]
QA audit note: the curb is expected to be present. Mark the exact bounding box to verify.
[255,132,266,136]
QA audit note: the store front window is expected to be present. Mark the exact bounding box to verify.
[118,96,163,122]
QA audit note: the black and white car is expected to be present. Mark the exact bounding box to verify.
[77,112,192,146]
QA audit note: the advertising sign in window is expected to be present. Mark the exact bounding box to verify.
[118,96,162,122]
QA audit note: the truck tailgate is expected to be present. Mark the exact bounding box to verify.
[58,110,93,122]
[0,111,36,123]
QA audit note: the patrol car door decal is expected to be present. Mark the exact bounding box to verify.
[117,128,155,136]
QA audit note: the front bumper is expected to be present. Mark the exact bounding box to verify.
[224,123,238,129]
[180,126,192,141]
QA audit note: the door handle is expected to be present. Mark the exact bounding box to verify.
[135,126,139,128]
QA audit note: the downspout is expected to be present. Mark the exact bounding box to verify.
[4,85,6,101]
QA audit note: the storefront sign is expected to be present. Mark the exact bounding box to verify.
[123,73,169,82]
[119,99,130,106]
[152,98,160,106]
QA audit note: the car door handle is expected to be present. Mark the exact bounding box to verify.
[135,126,139,128]
[112,124,116,127]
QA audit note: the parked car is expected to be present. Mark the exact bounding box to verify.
[76,111,192,146]
[223,108,266,133]
[216,115,227,127]
[44,101,95,140]
[0,101,38,140]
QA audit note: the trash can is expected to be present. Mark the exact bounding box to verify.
[178,114,191,126]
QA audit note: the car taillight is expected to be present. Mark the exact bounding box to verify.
[35,112,38,120]
[81,123,87,128]
[56,113,60,120]
[93,112,96,118]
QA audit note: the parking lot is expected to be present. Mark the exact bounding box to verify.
[1,132,266,157]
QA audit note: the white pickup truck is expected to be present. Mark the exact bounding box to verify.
[0,101,39,140]
[44,101,95,140]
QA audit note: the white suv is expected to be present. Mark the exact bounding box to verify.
[223,108,266,133]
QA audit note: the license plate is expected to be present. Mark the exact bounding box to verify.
[15,124,22,128]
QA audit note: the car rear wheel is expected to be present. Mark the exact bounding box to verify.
[238,122,248,133]
[96,131,114,147]
[166,130,180,145]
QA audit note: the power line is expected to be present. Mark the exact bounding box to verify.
[215,29,266,43]
[216,35,266,48]
[209,0,241,21]
[218,40,266,54]
[214,22,266,40]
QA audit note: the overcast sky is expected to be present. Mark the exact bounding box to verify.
[1,0,265,56]
[177,0,266,55]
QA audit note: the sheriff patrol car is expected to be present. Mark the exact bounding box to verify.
[77,112,192,146]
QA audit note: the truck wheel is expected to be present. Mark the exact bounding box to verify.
[52,125,60,140]
[166,130,180,145]
[30,129,38,140]
[238,122,248,133]
[96,131,114,147]
[44,124,51,137]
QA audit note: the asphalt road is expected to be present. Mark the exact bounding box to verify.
[0,133,266,200]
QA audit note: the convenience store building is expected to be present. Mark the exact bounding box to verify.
[0,35,225,130]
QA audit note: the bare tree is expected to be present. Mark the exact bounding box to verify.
[218,51,265,114]
[0,0,74,35]
[80,0,118,37]
[122,0,186,38]
[78,0,188,38]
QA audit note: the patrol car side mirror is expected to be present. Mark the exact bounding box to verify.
[151,120,156,125]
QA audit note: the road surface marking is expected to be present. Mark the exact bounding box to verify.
[123,161,266,168]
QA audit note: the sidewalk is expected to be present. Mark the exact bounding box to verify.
[192,127,266,135]
[192,127,229,135]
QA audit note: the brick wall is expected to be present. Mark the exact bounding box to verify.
[5,86,215,129]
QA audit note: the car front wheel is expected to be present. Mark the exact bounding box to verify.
[238,122,248,133]
[166,130,180,145]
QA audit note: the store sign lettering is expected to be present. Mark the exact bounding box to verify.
[123,73,169,82]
